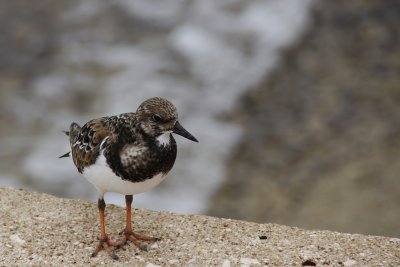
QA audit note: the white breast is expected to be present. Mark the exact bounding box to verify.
[156,131,172,147]
[83,153,166,197]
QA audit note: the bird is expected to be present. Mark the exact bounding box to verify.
[60,97,198,260]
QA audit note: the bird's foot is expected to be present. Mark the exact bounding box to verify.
[118,229,160,251]
[91,236,119,260]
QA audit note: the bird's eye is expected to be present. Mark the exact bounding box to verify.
[152,114,163,122]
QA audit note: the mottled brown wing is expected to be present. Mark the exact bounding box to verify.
[70,118,114,173]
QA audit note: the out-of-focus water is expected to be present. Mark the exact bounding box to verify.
[1,0,314,213]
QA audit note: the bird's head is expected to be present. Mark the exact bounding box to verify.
[136,97,198,143]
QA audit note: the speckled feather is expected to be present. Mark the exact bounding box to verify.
[67,98,178,183]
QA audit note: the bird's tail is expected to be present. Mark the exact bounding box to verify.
[69,123,81,145]
[59,152,70,158]
[59,122,81,159]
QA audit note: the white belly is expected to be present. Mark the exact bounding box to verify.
[83,153,166,197]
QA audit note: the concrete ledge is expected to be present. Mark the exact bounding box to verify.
[0,187,399,266]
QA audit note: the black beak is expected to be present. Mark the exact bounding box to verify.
[173,121,198,142]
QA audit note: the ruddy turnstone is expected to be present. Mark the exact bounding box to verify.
[60,97,198,259]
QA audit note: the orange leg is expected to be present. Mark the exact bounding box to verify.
[119,195,159,251]
[91,198,119,260]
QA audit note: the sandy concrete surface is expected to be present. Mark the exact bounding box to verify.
[0,187,399,266]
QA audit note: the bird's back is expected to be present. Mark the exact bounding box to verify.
[69,113,136,173]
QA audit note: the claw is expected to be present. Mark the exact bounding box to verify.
[117,230,159,251]
[91,237,120,260]
[139,243,148,251]
[132,232,160,242]
[152,237,161,242]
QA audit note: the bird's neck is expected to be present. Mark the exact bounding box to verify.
[156,131,172,147]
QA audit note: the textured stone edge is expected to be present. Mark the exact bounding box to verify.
[0,187,399,266]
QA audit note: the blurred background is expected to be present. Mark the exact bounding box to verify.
[1,0,399,237]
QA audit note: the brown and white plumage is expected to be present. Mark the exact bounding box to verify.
[60,97,198,259]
